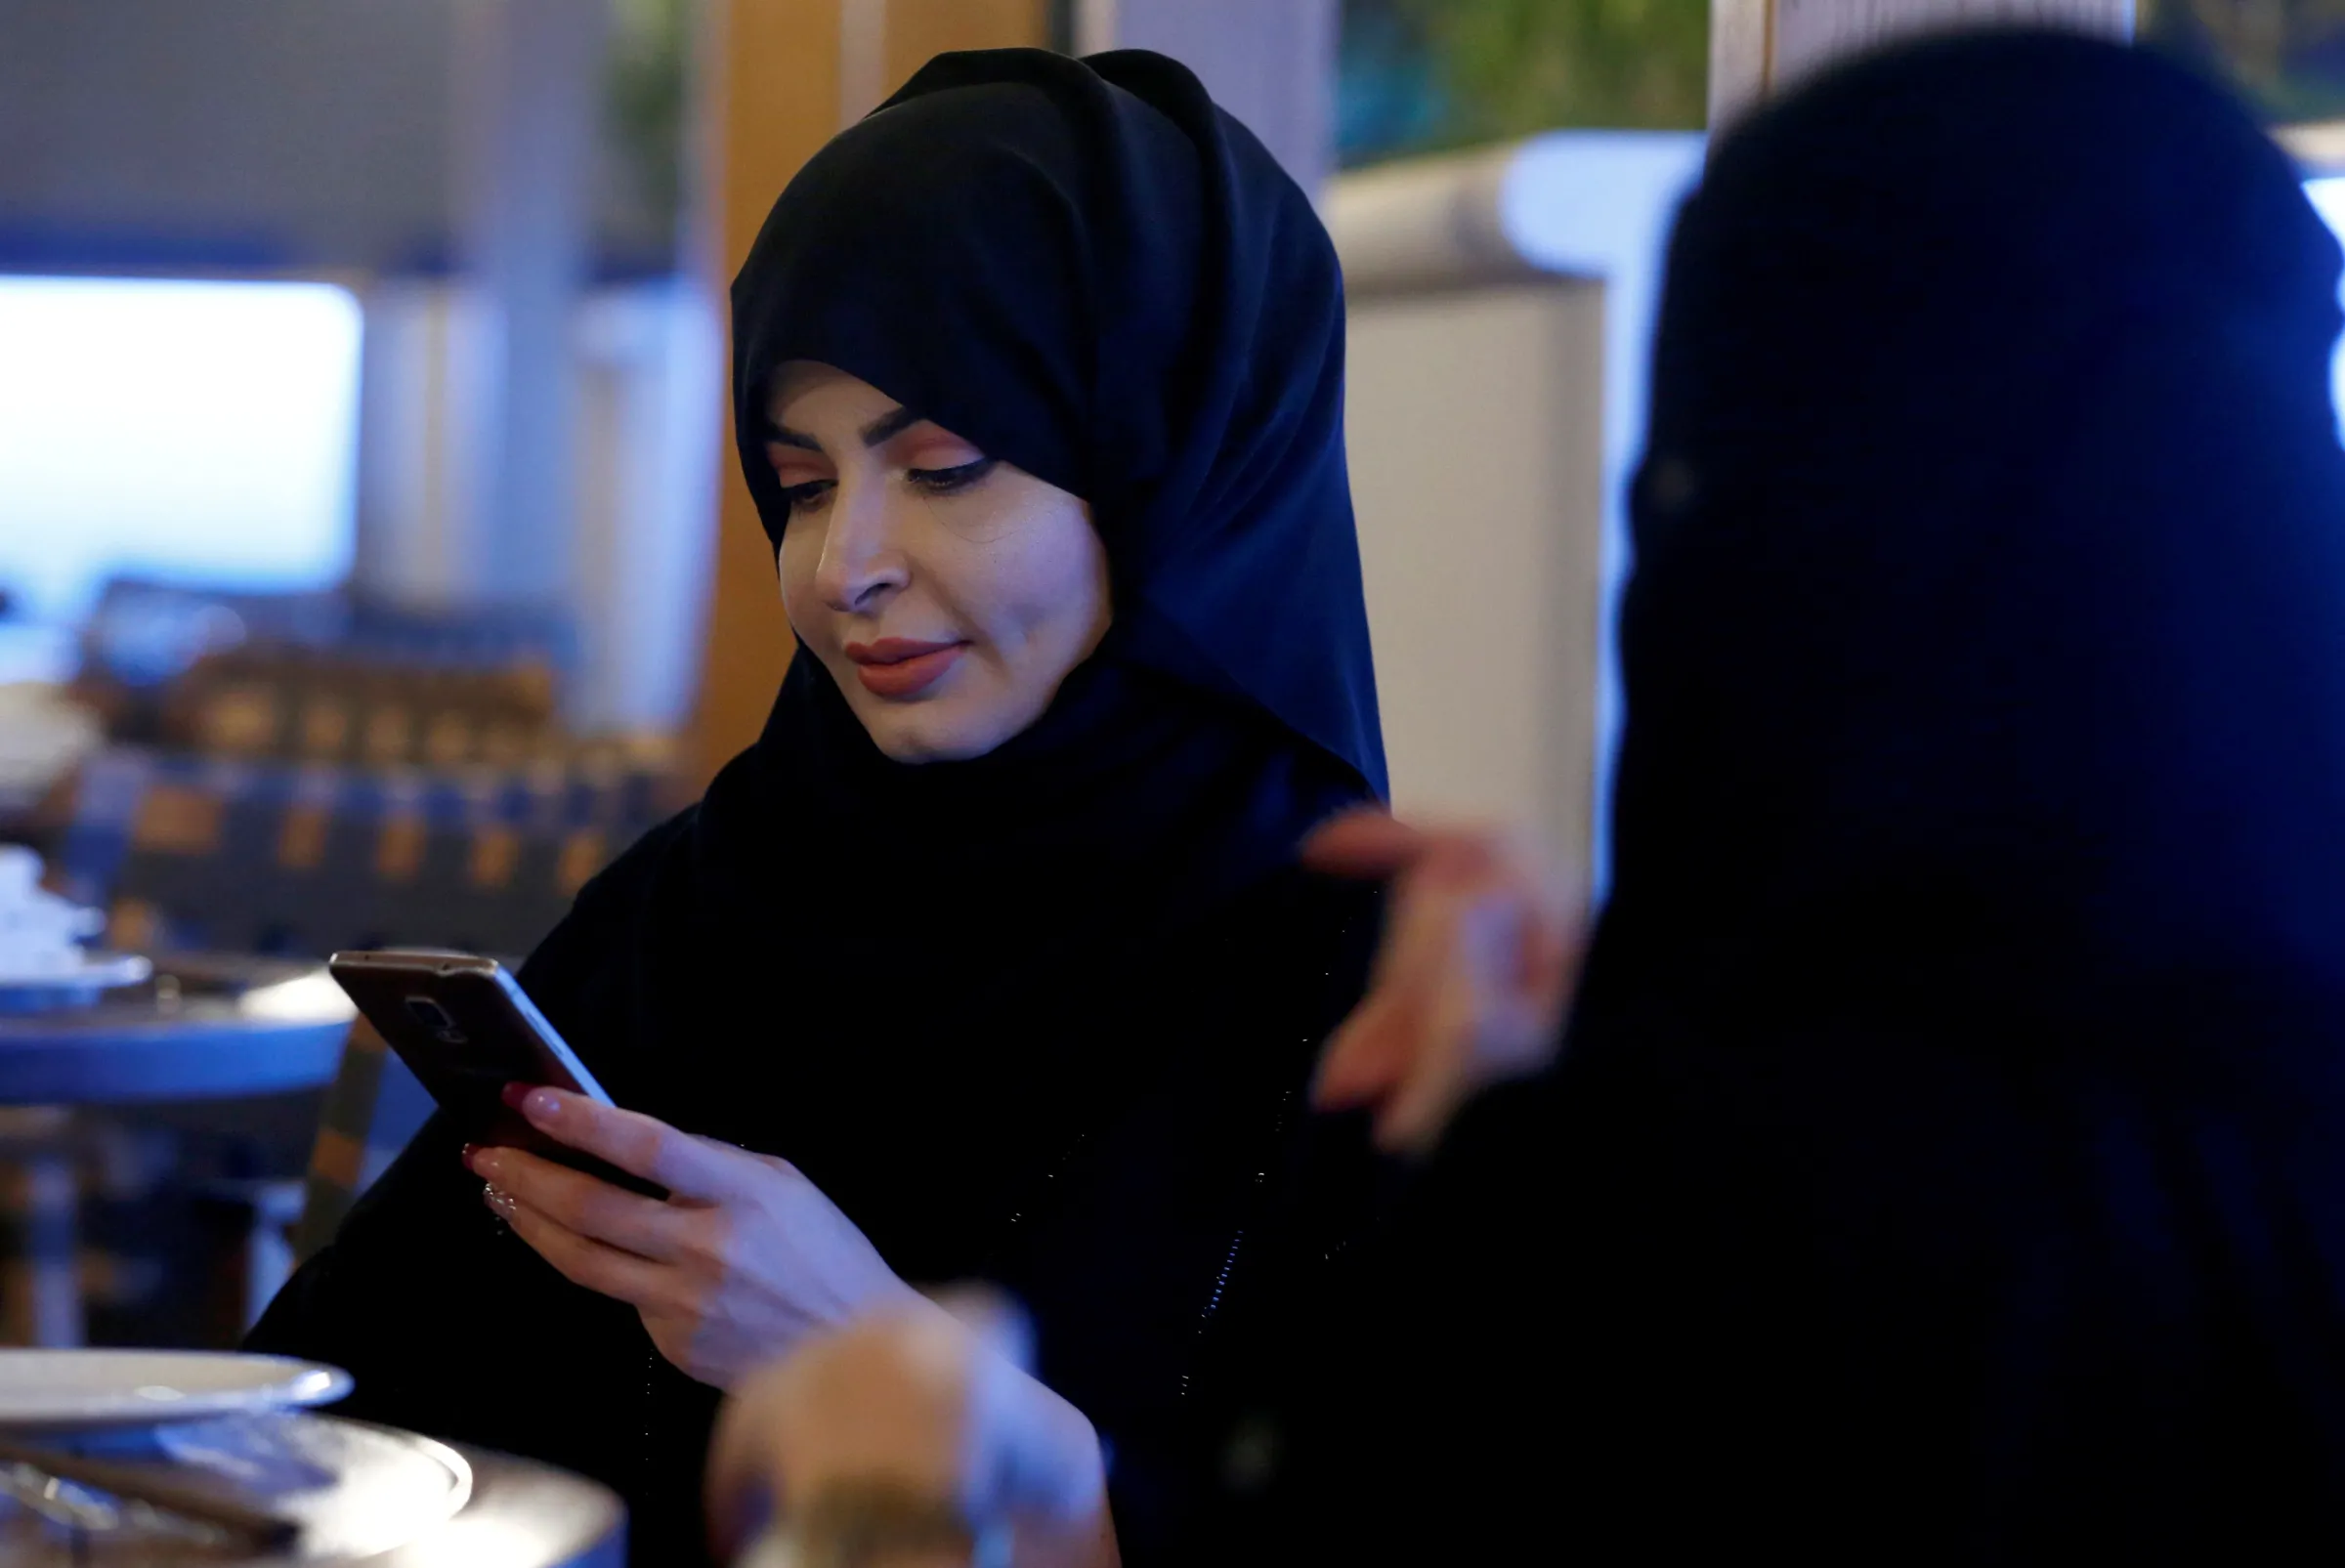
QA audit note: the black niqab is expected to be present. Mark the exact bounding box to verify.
[1308,32,2345,1563]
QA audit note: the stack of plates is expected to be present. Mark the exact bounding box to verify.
[0,1351,486,1563]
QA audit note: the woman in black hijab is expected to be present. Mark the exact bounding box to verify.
[250,48,1386,1565]
[711,30,2345,1566]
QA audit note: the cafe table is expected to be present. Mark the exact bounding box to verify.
[0,956,357,1346]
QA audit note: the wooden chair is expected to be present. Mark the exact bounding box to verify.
[286,775,663,1257]
[162,652,563,772]
[35,744,676,1303]
[289,1017,435,1264]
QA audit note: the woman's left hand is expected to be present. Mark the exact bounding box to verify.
[1302,809,1586,1156]
[465,1087,920,1390]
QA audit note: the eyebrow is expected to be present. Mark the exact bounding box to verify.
[764,403,928,453]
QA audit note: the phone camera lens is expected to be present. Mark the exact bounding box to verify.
[405,996,457,1035]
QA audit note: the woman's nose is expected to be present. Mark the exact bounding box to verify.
[814,482,911,614]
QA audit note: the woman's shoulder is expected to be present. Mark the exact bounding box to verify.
[1195,862,1384,1038]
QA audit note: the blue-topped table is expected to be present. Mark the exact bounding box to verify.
[0,957,355,1346]
[0,957,353,1107]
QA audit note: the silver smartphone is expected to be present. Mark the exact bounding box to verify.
[326,949,664,1198]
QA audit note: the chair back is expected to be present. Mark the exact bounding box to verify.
[291,1018,438,1263]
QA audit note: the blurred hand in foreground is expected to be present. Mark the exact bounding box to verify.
[1302,810,1586,1155]
[707,1293,1118,1568]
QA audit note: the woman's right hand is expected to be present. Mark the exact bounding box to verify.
[706,1297,1118,1568]
[1302,810,1586,1155]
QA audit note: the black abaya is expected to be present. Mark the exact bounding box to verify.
[1258,32,2345,1565]
[251,48,1388,1567]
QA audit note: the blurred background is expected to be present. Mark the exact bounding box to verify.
[0,0,2340,1353]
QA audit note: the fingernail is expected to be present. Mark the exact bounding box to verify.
[522,1088,562,1125]
[500,1081,534,1111]
[482,1182,518,1220]
[460,1142,482,1169]
[472,1148,504,1180]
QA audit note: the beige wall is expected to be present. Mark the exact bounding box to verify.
[1346,284,1608,862]
[1331,134,1703,886]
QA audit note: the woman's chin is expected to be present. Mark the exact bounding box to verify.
[855,699,1024,765]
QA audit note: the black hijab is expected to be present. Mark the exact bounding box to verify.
[1316,32,2345,1564]
[615,55,1385,1550]
[1604,30,2345,1035]
[638,43,1382,1269]
[729,47,1383,797]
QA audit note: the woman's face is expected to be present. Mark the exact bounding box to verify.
[766,361,1112,763]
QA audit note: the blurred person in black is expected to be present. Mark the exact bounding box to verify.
[706,30,2345,1565]
[249,48,1392,1566]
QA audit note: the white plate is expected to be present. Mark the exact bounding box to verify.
[0,1351,352,1430]
[0,953,151,993]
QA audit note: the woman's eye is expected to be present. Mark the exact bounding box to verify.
[779,480,835,514]
[907,458,998,496]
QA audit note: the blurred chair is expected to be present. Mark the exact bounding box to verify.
[22,578,658,1342]
[343,595,577,680]
[0,1106,82,1346]
[161,651,563,772]
[24,741,677,1335]
[70,579,342,746]
[71,578,577,752]
[290,1018,436,1265]
[45,743,673,960]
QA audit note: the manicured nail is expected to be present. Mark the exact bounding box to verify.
[521,1087,562,1125]
[500,1081,534,1111]
[482,1182,518,1221]
[460,1142,482,1168]
[471,1148,504,1180]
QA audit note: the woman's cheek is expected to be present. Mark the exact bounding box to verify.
[777,534,819,633]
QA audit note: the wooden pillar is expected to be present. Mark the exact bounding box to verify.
[689,0,1047,785]
[1710,0,2134,129]
[688,0,837,786]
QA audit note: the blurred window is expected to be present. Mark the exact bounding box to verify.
[0,276,361,625]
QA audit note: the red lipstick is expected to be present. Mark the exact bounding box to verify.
[844,637,966,699]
